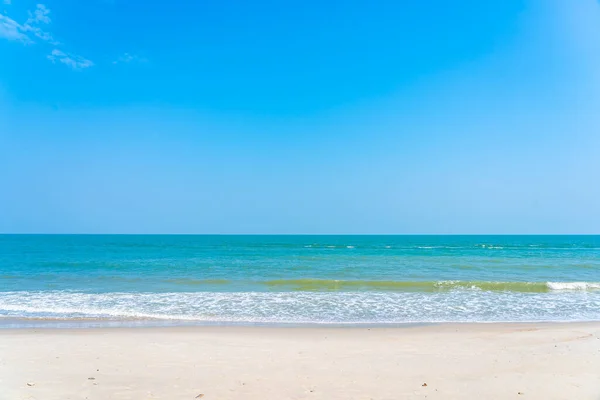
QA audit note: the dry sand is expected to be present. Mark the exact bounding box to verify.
[1,323,599,399]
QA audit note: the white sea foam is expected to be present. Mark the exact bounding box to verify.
[1,290,599,324]
[547,282,600,291]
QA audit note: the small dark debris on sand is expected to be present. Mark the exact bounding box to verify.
[88,377,95,380]
[26,383,35,387]
[195,394,204,398]
[518,392,524,395]
[422,383,428,387]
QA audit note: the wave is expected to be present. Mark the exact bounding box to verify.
[0,290,599,324]
[546,282,600,290]
[260,279,600,293]
[159,278,600,293]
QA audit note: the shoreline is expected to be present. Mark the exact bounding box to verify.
[2,322,599,399]
[2,317,600,330]
[2,321,600,335]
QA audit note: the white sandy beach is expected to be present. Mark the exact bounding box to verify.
[1,323,599,400]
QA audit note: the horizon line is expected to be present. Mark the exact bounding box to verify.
[1,233,599,236]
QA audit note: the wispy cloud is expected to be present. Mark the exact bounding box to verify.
[112,52,147,64]
[22,3,58,44]
[26,4,50,25]
[1,3,57,44]
[47,49,94,70]
[0,14,30,43]
[3,0,12,5]
[2,4,91,69]
[45,42,95,70]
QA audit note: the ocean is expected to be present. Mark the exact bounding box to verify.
[1,235,599,326]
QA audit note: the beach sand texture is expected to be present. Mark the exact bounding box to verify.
[1,323,599,400]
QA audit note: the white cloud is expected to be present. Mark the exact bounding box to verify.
[0,14,30,42]
[23,23,57,44]
[0,4,94,70]
[1,4,57,44]
[22,3,58,44]
[26,4,51,25]
[47,49,94,70]
[112,52,147,64]
[2,4,93,71]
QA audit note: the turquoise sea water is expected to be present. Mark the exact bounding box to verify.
[1,235,599,325]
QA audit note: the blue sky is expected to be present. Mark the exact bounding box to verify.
[1,0,600,234]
